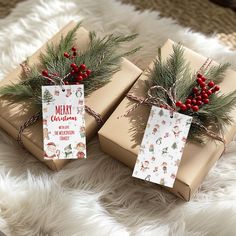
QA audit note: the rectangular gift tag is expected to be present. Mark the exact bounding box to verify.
[132,106,192,187]
[42,85,86,160]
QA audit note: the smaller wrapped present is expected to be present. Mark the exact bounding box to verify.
[98,39,236,201]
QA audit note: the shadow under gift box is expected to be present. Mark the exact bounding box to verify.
[0,21,142,171]
[98,39,236,201]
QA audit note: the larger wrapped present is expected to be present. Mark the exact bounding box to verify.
[98,39,236,201]
[0,21,142,171]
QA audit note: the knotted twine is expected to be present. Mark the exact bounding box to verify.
[17,62,103,146]
[124,58,226,146]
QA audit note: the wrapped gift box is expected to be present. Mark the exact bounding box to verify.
[0,21,142,171]
[98,39,236,201]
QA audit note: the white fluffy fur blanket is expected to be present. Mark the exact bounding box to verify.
[0,0,236,235]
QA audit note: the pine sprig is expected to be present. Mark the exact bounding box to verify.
[0,23,139,107]
[148,44,236,143]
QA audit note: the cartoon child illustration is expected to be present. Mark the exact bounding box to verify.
[76,142,86,159]
[164,132,169,138]
[77,107,84,115]
[156,137,162,145]
[140,161,149,172]
[172,125,181,138]
[149,144,154,154]
[182,137,187,143]
[44,142,60,159]
[43,128,49,140]
[171,173,176,179]
[64,144,73,158]
[80,126,86,138]
[54,89,60,96]
[162,162,168,174]
[152,124,160,135]
[78,100,83,106]
[66,88,72,97]
[139,144,145,154]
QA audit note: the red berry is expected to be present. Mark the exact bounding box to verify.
[197,73,202,78]
[208,81,215,88]
[72,46,76,52]
[196,78,202,84]
[42,70,49,76]
[80,64,86,70]
[71,63,77,68]
[185,99,192,104]
[214,85,220,91]
[201,86,207,91]
[186,104,191,109]
[86,69,91,76]
[203,99,209,104]
[76,82,80,85]
[71,70,75,75]
[202,93,208,99]
[175,101,182,107]
[74,67,79,72]
[71,56,75,59]
[201,76,206,82]
[197,100,202,106]
[64,52,70,58]
[180,104,187,111]
[192,87,198,94]
[200,82,206,88]
[207,90,212,96]
[196,95,202,100]
[76,76,83,81]
[192,105,199,112]
[191,99,197,105]
[65,81,69,85]
[73,51,77,56]
[82,73,88,79]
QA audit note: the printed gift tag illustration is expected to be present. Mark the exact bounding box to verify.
[42,85,86,160]
[132,106,192,187]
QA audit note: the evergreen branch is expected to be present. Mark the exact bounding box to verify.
[205,63,230,84]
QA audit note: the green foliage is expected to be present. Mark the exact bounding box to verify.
[0,22,139,107]
[148,44,236,143]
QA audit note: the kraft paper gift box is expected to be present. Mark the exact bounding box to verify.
[0,21,142,171]
[98,39,236,201]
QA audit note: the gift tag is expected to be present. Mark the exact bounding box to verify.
[42,85,86,160]
[132,106,192,187]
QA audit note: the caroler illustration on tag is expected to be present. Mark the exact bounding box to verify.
[132,106,192,188]
[42,85,86,160]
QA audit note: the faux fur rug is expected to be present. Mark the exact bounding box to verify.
[0,0,236,235]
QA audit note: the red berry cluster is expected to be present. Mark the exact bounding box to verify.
[175,73,220,112]
[41,46,91,85]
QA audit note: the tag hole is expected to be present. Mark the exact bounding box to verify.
[62,88,65,92]
[170,115,173,118]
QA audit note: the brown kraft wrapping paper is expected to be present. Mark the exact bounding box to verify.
[98,39,236,201]
[0,21,142,171]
